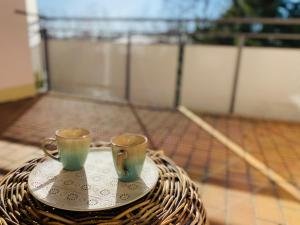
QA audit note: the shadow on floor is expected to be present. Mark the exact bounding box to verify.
[0,96,41,136]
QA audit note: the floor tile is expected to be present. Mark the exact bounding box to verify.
[254,195,284,224]
[282,207,300,225]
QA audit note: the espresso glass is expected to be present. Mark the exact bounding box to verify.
[42,128,91,171]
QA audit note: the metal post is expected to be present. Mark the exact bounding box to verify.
[40,28,51,91]
[174,32,185,108]
[229,35,245,114]
[125,32,132,102]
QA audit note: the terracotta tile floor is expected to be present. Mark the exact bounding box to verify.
[200,114,300,190]
[0,93,300,225]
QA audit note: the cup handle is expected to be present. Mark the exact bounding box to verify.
[41,137,60,161]
[117,149,128,177]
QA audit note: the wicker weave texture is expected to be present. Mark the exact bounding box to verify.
[0,145,207,225]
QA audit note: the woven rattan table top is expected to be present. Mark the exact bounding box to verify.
[0,142,208,225]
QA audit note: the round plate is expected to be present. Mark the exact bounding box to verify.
[28,147,159,211]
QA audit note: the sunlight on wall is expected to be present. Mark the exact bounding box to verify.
[0,0,36,102]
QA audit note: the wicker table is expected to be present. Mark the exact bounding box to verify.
[0,142,208,225]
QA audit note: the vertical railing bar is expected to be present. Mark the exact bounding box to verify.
[229,35,245,114]
[174,28,185,109]
[40,28,51,91]
[125,32,132,102]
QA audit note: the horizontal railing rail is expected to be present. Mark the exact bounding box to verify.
[15,9,300,25]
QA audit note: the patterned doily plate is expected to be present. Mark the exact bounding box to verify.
[28,147,159,211]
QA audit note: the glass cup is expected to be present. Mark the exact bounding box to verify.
[42,128,91,171]
[111,133,147,182]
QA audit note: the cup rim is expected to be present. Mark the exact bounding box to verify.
[111,133,148,147]
[55,128,90,139]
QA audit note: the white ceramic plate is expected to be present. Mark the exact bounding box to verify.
[28,147,159,211]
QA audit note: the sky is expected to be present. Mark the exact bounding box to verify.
[37,0,232,36]
[38,0,232,19]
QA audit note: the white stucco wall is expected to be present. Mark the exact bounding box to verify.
[25,0,41,47]
[0,0,34,90]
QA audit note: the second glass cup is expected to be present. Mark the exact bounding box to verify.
[111,133,148,182]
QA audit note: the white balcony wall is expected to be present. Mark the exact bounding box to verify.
[181,45,238,113]
[130,44,178,108]
[235,47,300,121]
[48,40,126,100]
[47,40,300,121]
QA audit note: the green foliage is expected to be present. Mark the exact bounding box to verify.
[34,71,44,89]
[192,0,300,47]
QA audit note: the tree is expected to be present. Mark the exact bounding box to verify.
[192,0,300,47]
